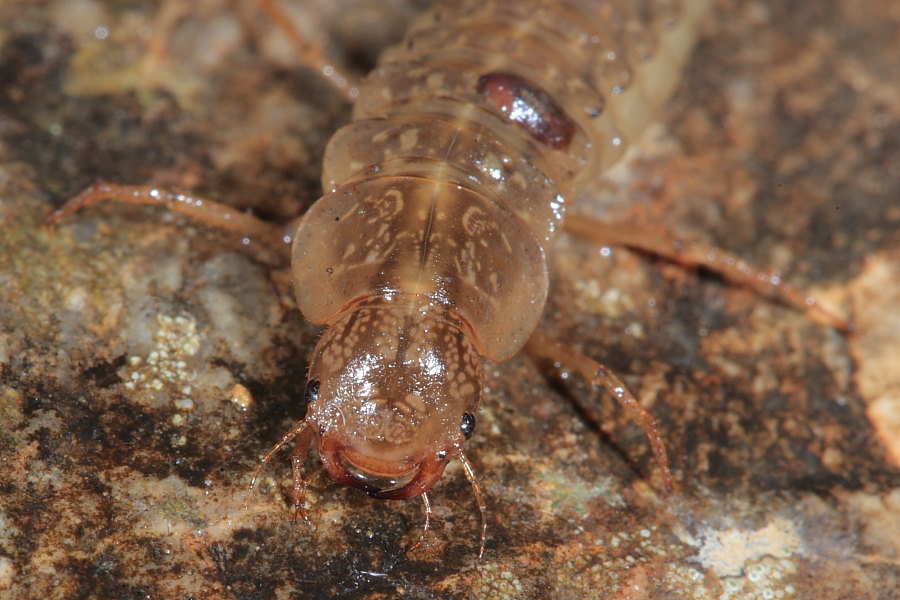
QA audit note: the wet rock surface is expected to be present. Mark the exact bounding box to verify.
[1,1,898,598]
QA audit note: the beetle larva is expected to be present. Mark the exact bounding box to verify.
[52,0,845,556]
[282,0,714,553]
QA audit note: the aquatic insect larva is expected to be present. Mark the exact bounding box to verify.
[48,0,846,557]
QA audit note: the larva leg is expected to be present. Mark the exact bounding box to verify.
[255,0,359,102]
[137,0,192,91]
[406,492,431,554]
[524,330,675,495]
[46,181,290,266]
[458,452,488,559]
[247,419,315,521]
[564,215,849,331]
[288,424,316,523]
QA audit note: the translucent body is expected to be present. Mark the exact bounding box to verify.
[292,0,712,501]
[305,300,483,498]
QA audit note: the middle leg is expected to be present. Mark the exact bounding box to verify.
[47,181,292,267]
[524,330,675,495]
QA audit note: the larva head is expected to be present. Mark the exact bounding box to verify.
[305,302,483,500]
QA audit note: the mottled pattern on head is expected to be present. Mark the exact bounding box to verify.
[307,301,483,464]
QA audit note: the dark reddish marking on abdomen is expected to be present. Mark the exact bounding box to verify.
[476,71,576,150]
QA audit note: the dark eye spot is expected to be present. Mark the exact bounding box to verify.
[304,380,320,405]
[460,412,476,439]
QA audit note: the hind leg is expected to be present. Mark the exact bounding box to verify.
[254,0,359,102]
[564,215,849,331]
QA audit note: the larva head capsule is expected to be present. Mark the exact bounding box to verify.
[305,300,483,500]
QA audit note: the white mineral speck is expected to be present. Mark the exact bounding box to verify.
[64,286,88,311]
